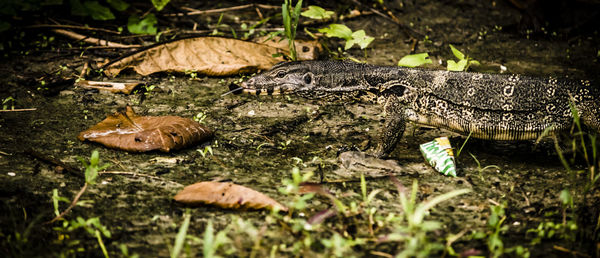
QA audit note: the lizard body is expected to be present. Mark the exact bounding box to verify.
[239,61,600,157]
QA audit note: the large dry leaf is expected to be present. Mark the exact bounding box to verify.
[174,181,288,212]
[252,36,321,61]
[103,37,318,77]
[78,106,212,152]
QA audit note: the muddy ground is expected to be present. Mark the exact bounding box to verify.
[1,0,600,257]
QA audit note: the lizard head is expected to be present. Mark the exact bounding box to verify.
[238,61,379,99]
[240,61,312,96]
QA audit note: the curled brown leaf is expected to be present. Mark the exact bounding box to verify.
[174,181,288,212]
[78,106,213,152]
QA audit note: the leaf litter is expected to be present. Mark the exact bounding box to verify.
[174,181,288,212]
[78,106,213,152]
[103,36,319,77]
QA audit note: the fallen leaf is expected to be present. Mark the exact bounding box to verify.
[78,106,212,152]
[252,36,321,61]
[75,80,143,94]
[103,36,318,77]
[174,181,288,212]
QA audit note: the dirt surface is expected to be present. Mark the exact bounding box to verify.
[1,0,599,257]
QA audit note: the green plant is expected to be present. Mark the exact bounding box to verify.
[53,217,112,258]
[128,13,157,35]
[193,112,207,123]
[301,5,334,20]
[397,53,432,68]
[471,204,530,258]
[119,244,140,258]
[201,220,231,258]
[197,145,214,158]
[278,139,292,150]
[2,96,15,110]
[171,210,191,258]
[387,180,471,257]
[318,24,374,50]
[48,150,109,224]
[78,150,110,185]
[282,0,303,60]
[468,152,500,181]
[446,44,480,71]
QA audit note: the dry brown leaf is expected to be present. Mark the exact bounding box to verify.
[103,37,318,77]
[78,106,213,152]
[75,80,143,94]
[174,181,288,212]
[252,36,321,61]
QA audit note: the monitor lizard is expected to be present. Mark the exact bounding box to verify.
[237,60,600,158]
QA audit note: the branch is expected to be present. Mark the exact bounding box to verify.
[52,29,142,48]
[45,183,88,224]
[167,4,280,17]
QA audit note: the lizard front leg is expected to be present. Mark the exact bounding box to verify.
[372,96,406,158]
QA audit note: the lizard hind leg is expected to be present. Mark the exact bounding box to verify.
[579,101,600,134]
[372,96,406,158]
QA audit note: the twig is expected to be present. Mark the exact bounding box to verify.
[79,61,89,79]
[349,0,424,38]
[52,29,142,48]
[370,251,393,258]
[487,199,500,206]
[0,108,37,112]
[25,24,121,34]
[99,171,182,186]
[0,150,11,155]
[553,245,591,257]
[26,149,84,179]
[46,183,88,224]
[167,4,280,17]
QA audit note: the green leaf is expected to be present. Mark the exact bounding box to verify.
[345,29,373,50]
[107,0,128,11]
[151,0,170,11]
[449,44,465,60]
[0,21,10,32]
[318,24,353,40]
[172,211,190,258]
[447,59,468,71]
[83,1,115,20]
[397,53,432,67]
[301,5,334,20]
[70,0,87,16]
[413,188,470,224]
[127,14,158,35]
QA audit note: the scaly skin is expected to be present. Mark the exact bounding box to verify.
[240,60,600,157]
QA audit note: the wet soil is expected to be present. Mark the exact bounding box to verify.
[1,0,599,257]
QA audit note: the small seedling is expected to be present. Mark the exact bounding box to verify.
[77,150,110,185]
[193,112,207,123]
[197,145,214,158]
[468,152,499,181]
[446,44,480,71]
[2,96,15,110]
[278,139,292,150]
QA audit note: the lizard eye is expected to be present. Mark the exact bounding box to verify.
[276,71,286,78]
[303,73,312,84]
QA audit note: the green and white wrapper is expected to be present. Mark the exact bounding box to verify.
[419,137,457,177]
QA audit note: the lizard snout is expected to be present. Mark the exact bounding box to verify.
[242,78,254,88]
